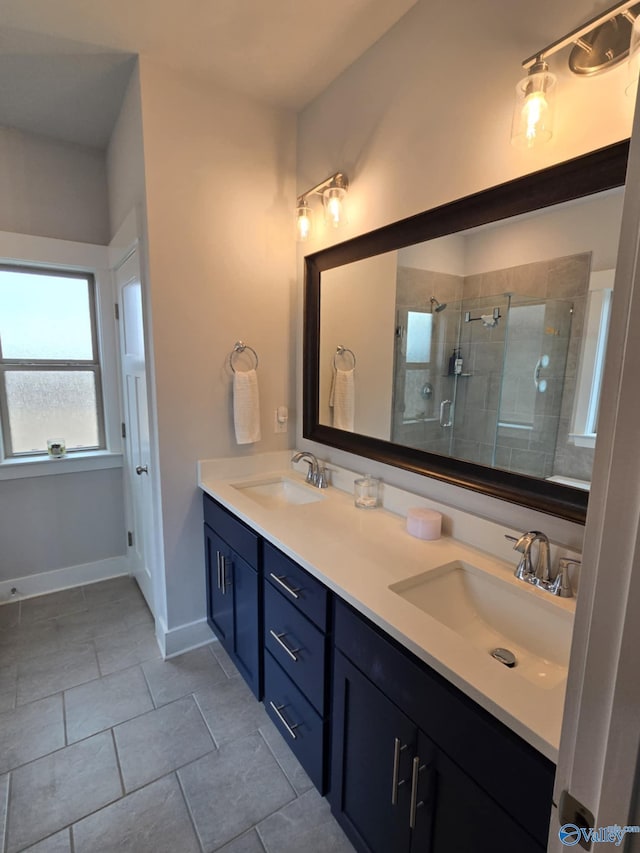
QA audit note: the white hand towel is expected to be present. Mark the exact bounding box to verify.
[329,367,355,432]
[233,369,261,444]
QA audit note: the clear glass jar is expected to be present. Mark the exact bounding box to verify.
[354,476,381,509]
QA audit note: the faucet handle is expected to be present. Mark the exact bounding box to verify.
[550,557,580,598]
[316,465,330,488]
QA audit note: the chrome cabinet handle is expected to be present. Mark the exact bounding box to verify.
[439,400,452,428]
[409,756,425,829]
[215,550,222,590]
[269,573,301,600]
[269,629,300,662]
[269,701,299,740]
[135,465,148,475]
[391,737,408,805]
[221,555,231,595]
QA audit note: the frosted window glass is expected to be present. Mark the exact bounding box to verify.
[406,312,432,363]
[0,271,93,359]
[5,371,99,453]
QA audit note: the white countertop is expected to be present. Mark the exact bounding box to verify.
[198,452,575,762]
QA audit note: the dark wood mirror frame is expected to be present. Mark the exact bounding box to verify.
[303,139,629,524]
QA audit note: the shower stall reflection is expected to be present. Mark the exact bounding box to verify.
[392,292,574,480]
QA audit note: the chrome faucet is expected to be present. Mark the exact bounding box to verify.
[291,451,329,488]
[506,531,576,597]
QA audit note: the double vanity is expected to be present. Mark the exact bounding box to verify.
[198,451,577,853]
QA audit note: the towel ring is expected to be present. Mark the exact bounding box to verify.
[229,341,259,373]
[333,345,356,370]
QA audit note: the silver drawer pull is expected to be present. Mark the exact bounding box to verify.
[269,629,300,662]
[409,756,426,829]
[269,573,301,600]
[391,737,408,805]
[269,701,299,740]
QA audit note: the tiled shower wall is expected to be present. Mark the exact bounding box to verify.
[392,253,593,482]
[392,266,463,455]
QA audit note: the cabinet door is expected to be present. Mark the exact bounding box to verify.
[429,749,544,853]
[331,650,416,853]
[205,525,233,645]
[229,549,261,698]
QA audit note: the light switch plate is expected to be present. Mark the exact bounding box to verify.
[274,407,288,433]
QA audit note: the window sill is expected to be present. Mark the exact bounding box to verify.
[568,433,597,449]
[0,450,123,481]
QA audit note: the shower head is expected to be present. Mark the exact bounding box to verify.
[430,296,447,313]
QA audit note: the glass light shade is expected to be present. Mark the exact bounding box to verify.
[626,16,640,97]
[511,67,556,149]
[323,185,347,228]
[296,200,312,241]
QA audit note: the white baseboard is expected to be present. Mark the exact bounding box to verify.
[0,556,129,604]
[159,616,215,659]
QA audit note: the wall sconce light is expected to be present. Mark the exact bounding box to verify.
[511,0,640,149]
[296,172,349,241]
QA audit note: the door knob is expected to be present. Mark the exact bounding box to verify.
[135,465,148,475]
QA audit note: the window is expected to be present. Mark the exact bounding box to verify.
[570,270,614,448]
[0,266,105,458]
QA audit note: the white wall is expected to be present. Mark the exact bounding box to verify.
[106,66,146,240]
[133,58,297,631]
[319,252,396,438]
[0,164,126,595]
[464,189,624,276]
[0,126,110,245]
[0,468,125,581]
[296,0,634,549]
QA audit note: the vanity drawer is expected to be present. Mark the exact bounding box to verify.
[264,542,328,630]
[263,650,326,793]
[264,580,327,714]
[203,494,259,568]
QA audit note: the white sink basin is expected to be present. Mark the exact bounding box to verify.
[230,475,325,510]
[389,560,573,689]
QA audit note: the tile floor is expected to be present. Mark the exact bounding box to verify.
[0,577,355,853]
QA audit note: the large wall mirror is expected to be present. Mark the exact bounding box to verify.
[303,140,629,523]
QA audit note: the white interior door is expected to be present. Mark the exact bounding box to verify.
[548,114,640,846]
[115,249,156,614]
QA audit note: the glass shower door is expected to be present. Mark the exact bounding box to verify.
[495,296,573,478]
[391,301,461,457]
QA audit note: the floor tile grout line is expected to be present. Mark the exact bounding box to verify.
[257,725,308,797]
[173,770,207,853]
[253,824,269,853]
[62,688,69,748]
[192,692,222,750]
[24,767,207,853]
[109,727,127,800]
[1,771,9,853]
[118,743,218,798]
[139,663,159,710]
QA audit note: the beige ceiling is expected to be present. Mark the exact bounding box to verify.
[2,0,418,112]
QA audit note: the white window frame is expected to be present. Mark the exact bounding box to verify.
[0,231,122,480]
[570,269,614,449]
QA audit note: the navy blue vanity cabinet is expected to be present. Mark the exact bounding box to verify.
[203,494,262,698]
[330,599,553,853]
[261,542,330,793]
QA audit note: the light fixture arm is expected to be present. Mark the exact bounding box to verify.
[297,172,349,205]
[521,0,639,69]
